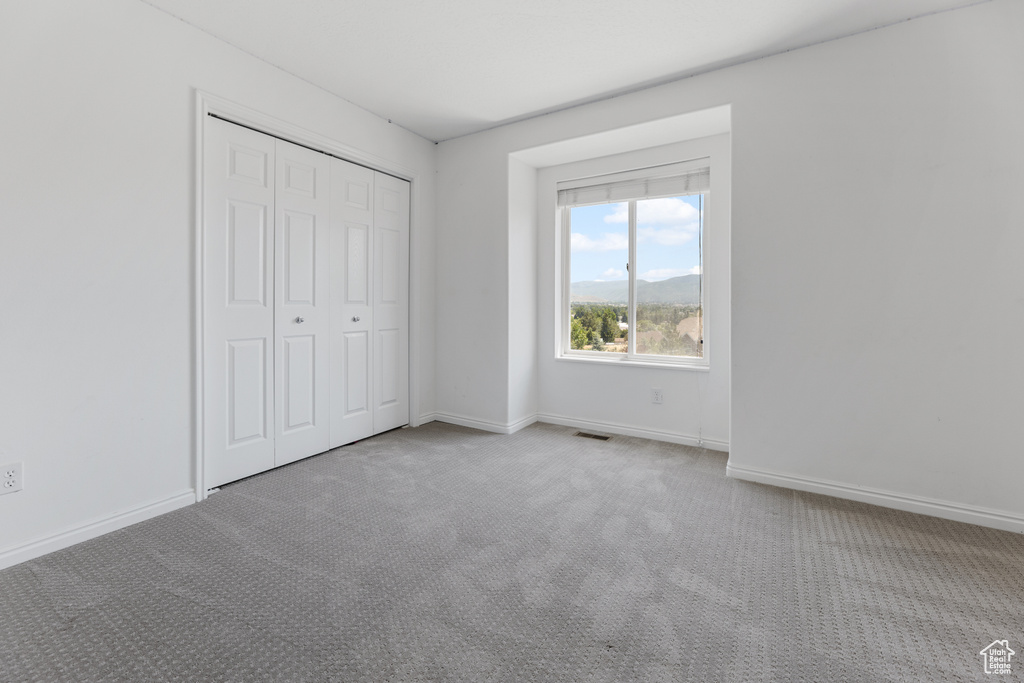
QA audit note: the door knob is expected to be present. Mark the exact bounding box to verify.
[352,316,360,322]
[295,316,304,324]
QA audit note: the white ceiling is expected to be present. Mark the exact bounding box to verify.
[140,0,981,142]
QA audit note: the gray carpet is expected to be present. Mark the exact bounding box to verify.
[1,422,1021,682]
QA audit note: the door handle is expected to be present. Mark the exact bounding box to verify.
[295,316,304,324]
[352,316,360,322]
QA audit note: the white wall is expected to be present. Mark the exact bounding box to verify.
[434,143,510,428]
[507,158,539,428]
[0,0,437,567]
[725,0,1024,530]
[434,0,1024,530]
[535,134,731,449]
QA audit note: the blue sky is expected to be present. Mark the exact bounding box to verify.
[569,195,702,283]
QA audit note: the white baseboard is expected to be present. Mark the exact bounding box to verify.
[536,413,729,452]
[507,413,540,433]
[0,489,197,570]
[428,412,536,435]
[727,463,1024,534]
[426,411,723,450]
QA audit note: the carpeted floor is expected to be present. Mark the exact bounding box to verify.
[1,422,1021,682]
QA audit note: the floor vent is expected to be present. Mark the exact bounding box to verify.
[574,431,611,441]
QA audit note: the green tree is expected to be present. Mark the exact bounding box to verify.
[578,307,598,340]
[601,313,619,342]
[570,317,587,350]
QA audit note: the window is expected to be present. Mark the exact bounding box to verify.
[559,160,710,365]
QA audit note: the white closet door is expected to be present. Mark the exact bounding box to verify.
[203,118,276,487]
[372,172,410,433]
[274,139,331,466]
[329,159,375,448]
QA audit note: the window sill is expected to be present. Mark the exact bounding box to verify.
[556,353,710,371]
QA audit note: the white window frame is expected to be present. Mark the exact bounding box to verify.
[558,158,711,369]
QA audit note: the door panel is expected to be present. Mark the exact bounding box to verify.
[378,328,399,405]
[344,332,370,414]
[274,139,330,466]
[228,143,269,186]
[329,159,375,447]
[372,172,410,433]
[227,338,268,445]
[283,211,316,305]
[227,202,268,306]
[282,158,317,197]
[204,118,276,487]
[282,334,315,431]
[379,228,400,304]
[346,224,369,305]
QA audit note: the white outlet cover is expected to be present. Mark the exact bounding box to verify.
[1,462,23,495]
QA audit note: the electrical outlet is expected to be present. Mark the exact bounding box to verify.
[1,462,23,495]
[651,388,664,405]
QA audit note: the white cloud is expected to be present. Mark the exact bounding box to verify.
[602,197,700,247]
[604,197,699,226]
[638,198,700,225]
[688,265,702,275]
[637,226,695,247]
[600,268,624,279]
[571,232,627,252]
[599,202,630,224]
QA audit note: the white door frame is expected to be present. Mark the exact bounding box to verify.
[194,89,422,500]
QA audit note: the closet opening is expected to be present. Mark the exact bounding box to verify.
[199,113,411,493]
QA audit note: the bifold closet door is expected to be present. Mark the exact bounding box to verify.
[203,118,330,487]
[203,118,277,487]
[205,116,410,487]
[273,139,331,467]
[329,159,375,448]
[329,165,410,446]
[371,172,410,433]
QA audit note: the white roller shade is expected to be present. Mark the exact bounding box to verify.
[557,161,709,208]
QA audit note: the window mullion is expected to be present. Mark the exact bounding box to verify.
[627,200,637,359]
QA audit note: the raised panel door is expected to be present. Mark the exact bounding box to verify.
[274,139,331,466]
[203,118,276,487]
[372,172,410,433]
[329,158,375,447]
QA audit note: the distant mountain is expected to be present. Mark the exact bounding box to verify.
[569,280,629,303]
[570,274,700,305]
